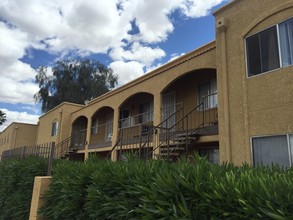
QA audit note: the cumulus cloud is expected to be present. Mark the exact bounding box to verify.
[0,109,39,132]
[110,42,166,66]
[109,61,145,85]
[0,0,227,126]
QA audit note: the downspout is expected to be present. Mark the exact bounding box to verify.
[58,109,63,144]
[14,126,19,149]
[217,18,232,162]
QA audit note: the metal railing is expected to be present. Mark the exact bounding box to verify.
[150,93,218,160]
[115,111,154,160]
[89,122,113,148]
[119,111,153,128]
[71,129,86,150]
[1,142,55,175]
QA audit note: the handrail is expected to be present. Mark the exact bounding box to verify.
[106,129,122,159]
[148,102,204,158]
[54,136,72,159]
[106,92,218,161]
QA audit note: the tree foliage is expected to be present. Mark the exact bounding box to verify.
[0,110,6,125]
[34,59,118,112]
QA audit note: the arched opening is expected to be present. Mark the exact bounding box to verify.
[159,68,219,163]
[89,106,114,148]
[161,68,217,128]
[71,116,88,149]
[117,92,154,159]
[119,92,154,129]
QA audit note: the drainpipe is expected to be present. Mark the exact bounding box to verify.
[14,126,19,149]
[58,109,63,145]
[84,117,92,161]
[217,17,232,163]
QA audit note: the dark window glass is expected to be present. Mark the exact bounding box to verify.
[247,26,280,76]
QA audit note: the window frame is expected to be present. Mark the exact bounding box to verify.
[250,133,293,167]
[51,120,59,137]
[245,17,293,78]
[91,117,99,135]
[197,79,218,111]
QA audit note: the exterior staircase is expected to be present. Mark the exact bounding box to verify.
[54,137,75,159]
[156,132,200,161]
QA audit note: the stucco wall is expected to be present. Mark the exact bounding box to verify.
[36,103,84,145]
[69,43,217,158]
[0,123,38,158]
[215,0,293,165]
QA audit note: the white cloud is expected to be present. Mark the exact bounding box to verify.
[0,0,227,56]
[179,0,227,18]
[110,42,166,66]
[0,60,39,105]
[0,108,39,132]
[0,22,29,68]
[109,61,145,85]
[0,0,227,108]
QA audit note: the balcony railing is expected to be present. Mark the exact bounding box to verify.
[119,111,153,128]
[118,111,153,143]
[71,128,87,150]
[89,122,113,149]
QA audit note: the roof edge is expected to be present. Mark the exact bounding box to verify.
[213,0,243,16]
[39,102,85,119]
[86,41,216,108]
[0,122,37,133]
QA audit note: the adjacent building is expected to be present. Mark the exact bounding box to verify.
[1,0,292,166]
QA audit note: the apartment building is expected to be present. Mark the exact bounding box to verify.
[0,123,38,158]
[1,0,292,166]
[215,0,293,166]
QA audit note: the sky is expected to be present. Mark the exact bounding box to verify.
[0,0,229,132]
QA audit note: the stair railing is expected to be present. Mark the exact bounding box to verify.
[54,136,72,159]
[149,102,204,160]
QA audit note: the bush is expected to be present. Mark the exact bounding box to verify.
[0,156,47,220]
[40,155,293,219]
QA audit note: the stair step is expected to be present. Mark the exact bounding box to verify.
[176,132,200,138]
[173,137,197,141]
[160,147,185,152]
[157,152,180,157]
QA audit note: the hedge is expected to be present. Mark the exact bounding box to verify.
[40,155,293,220]
[0,156,47,220]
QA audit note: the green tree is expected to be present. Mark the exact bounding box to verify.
[34,59,118,113]
[0,110,6,125]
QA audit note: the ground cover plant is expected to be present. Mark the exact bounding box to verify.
[0,156,47,220]
[40,155,293,220]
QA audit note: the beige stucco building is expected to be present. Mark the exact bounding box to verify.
[0,123,38,159]
[1,0,293,166]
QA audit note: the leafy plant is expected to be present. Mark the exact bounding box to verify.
[0,156,47,220]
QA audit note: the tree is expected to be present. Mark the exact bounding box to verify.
[0,110,6,125]
[34,59,118,113]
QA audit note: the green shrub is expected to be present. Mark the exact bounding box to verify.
[0,156,47,220]
[40,155,293,219]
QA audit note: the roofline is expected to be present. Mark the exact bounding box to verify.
[39,102,85,119]
[82,41,216,110]
[0,122,37,133]
[213,0,243,16]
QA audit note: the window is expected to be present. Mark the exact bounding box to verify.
[198,79,217,110]
[51,120,58,136]
[252,134,293,167]
[279,18,293,67]
[119,109,130,128]
[91,117,99,134]
[199,148,219,164]
[162,91,176,129]
[139,101,153,124]
[246,17,293,77]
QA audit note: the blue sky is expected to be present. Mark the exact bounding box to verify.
[0,0,228,131]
